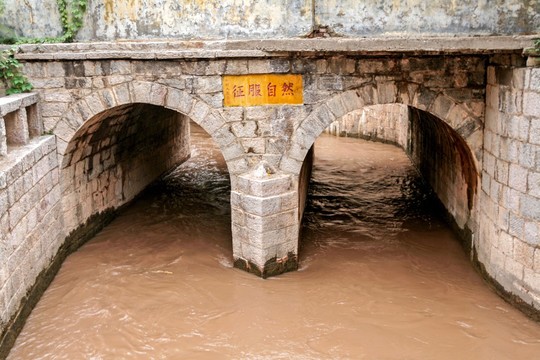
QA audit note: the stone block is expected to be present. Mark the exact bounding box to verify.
[530,119,540,146]
[509,212,524,238]
[326,95,347,119]
[505,255,524,280]
[280,156,303,174]
[524,91,540,117]
[224,60,248,75]
[231,121,257,138]
[514,239,534,268]
[342,90,365,112]
[524,221,540,246]
[247,224,298,250]
[518,142,535,169]
[508,164,528,192]
[528,171,540,198]
[4,110,29,146]
[226,157,249,174]
[498,231,513,256]
[189,100,211,124]
[241,194,282,217]
[199,113,224,135]
[149,84,167,106]
[535,249,540,272]
[521,194,540,221]
[221,142,244,161]
[523,269,540,293]
[212,125,236,148]
[493,157,509,184]
[130,82,153,104]
[242,138,265,154]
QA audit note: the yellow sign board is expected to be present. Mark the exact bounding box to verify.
[223,74,303,107]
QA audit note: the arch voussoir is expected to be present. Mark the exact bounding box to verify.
[111,83,133,106]
[129,81,154,104]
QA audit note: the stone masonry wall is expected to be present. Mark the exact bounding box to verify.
[408,108,479,233]
[324,104,478,237]
[477,64,540,312]
[0,94,65,348]
[0,136,63,340]
[15,54,486,179]
[13,52,487,279]
[61,104,190,234]
[324,104,409,147]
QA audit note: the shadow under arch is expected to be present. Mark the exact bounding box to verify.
[53,81,243,246]
[53,81,247,177]
[285,92,480,248]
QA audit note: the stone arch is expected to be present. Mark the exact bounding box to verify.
[53,81,248,175]
[54,81,247,234]
[281,86,482,175]
[281,86,481,239]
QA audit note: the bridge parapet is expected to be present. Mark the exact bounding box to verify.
[0,93,41,157]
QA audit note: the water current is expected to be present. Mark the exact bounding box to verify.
[8,123,540,359]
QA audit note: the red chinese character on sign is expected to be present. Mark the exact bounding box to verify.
[233,85,245,97]
[282,82,294,96]
[267,82,277,97]
[249,84,262,97]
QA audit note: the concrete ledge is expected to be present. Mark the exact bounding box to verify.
[5,36,537,61]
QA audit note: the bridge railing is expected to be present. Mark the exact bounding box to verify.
[0,93,41,157]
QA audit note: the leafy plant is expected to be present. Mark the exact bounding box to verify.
[0,47,33,95]
[57,0,87,42]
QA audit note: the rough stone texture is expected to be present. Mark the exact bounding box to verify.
[325,104,478,237]
[0,135,64,338]
[0,94,40,155]
[232,163,299,275]
[478,65,540,312]
[325,104,409,147]
[1,42,540,349]
[1,1,538,40]
[60,104,190,234]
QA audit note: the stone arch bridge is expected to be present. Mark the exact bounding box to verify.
[1,37,540,347]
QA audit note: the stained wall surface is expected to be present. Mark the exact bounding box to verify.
[1,0,539,40]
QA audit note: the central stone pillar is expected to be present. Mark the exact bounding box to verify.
[231,162,299,278]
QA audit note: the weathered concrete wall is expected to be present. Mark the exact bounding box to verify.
[61,104,190,233]
[316,0,540,37]
[1,0,538,40]
[0,0,63,39]
[477,63,540,313]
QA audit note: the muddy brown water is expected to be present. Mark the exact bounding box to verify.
[7,124,540,359]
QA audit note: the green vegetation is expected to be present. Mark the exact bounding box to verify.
[0,0,88,95]
[57,0,87,42]
[0,47,33,95]
[0,0,88,44]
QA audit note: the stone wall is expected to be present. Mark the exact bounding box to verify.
[324,104,409,147]
[0,136,62,337]
[61,104,190,234]
[1,0,538,40]
[408,108,479,234]
[324,104,479,240]
[0,94,66,352]
[477,63,540,312]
